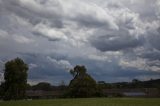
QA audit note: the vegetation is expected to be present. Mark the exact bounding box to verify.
[68,65,101,98]
[98,79,160,89]
[2,58,28,100]
[0,58,160,100]
[0,98,160,106]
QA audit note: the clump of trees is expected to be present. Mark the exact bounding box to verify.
[97,79,160,89]
[68,65,102,98]
[1,58,160,99]
[0,58,102,99]
[1,58,28,100]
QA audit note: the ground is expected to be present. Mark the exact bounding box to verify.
[0,98,160,106]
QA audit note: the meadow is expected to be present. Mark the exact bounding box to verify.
[0,98,160,106]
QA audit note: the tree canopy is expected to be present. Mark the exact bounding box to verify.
[68,65,99,98]
[3,58,28,100]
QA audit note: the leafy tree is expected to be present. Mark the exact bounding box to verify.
[70,65,86,78]
[0,82,5,99]
[68,65,99,98]
[3,58,28,100]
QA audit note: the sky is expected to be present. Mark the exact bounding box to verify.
[0,0,160,85]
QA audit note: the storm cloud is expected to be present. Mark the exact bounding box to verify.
[0,0,160,85]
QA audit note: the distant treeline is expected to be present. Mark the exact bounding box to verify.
[97,79,160,89]
[0,58,160,100]
[24,78,160,92]
[26,82,67,91]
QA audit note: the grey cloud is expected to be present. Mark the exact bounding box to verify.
[90,34,144,51]
[147,27,160,50]
[1,0,63,26]
[140,50,160,61]
[0,0,160,83]
[158,27,160,33]
[70,56,160,82]
[46,56,73,70]
[16,53,72,84]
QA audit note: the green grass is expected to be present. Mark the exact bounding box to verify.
[0,98,160,106]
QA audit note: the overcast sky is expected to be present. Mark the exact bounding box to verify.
[0,0,160,85]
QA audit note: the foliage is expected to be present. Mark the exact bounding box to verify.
[0,82,5,99]
[68,65,100,98]
[98,79,160,89]
[3,58,28,100]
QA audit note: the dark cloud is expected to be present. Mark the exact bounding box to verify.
[1,0,63,26]
[0,0,160,84]
[70,56,160,82]
[140,51,160,61]
[16,53,72,84]
[147,28,160,50]
[90,34,144,51]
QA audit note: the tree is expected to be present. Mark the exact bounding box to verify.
[70,65,86,78]
[68,65,99,98]
[0,82,5,99]
[3,58,28,100]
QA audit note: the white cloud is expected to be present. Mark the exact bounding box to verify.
[0,60,4,83]
[29,63,38,69]
[33,23,68,41]
[0,29,8,38]
[156,0,160,18]
[88,54,109,62]
[14,35,34,44]
[47,56,73,71]
[119,58,160,72]
[61,0,119,30]
[0,72,4,83]
[0,60,4,71]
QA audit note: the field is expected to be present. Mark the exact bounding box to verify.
[0,98,160,106]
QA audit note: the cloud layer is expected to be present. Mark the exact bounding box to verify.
[0,0,160,84]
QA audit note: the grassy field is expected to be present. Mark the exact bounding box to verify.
[0,98,160,106]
